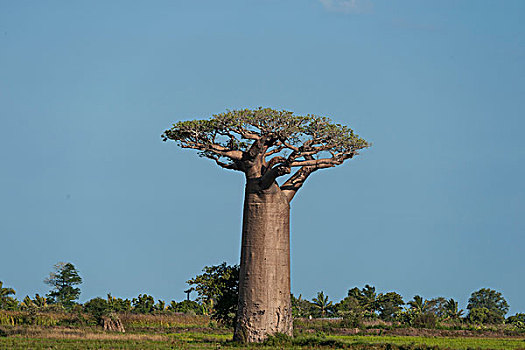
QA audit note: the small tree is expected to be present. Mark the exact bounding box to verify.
[132,294,155,314]
[84,297,111,324]
[444,298,464,320]
[155,299,166,312]
[44,262,82,308]
[468,307,505,324]
[506,313,525,329]
[467,288,509,321]
[376,292,404,321]
[407,295,428,314]
[0,281,18,310]
[312,291,333,317]
[169,300,204,315]
[21,294,47,311]
[346,285,379,318]
[426,297,448,318]
[107,293,132,312]
[292,294,316,318]
[335,293,363,318]
[84,296,126,332]
[187,262,239,327]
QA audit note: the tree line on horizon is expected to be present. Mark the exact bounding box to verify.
[1,262,524,330]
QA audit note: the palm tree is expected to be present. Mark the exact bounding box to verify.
[20,294,47,310]
[20,296,35,310]
[408,295,427,314]
[291,294,305,317]
[312,291,333,317]
[347,285,378,317]
[0,281,16,309]
[0,281,15,300]
[444,298,464,319]
[361,285,378,316]
[34,294,47,308]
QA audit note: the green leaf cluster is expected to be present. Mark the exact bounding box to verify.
[186,262,239,327]
[0,282,17,311]
[162,107,369,159]
[132,294,155,314]
[44,262,82,309]
[467,288,509,319]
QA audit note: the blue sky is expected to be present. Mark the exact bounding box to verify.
[1,0,524,314]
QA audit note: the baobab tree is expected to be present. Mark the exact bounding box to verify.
[163,108,369,342]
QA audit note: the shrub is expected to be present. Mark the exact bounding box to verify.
[506,313,525,329]
[468,307,505,325]
[412,313,438,328]
[84,297,110,324]
[132,294,155,314]
[169,300,204,315]
[342,311,364,328]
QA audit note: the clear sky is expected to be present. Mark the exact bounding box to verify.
[1,1,524,315]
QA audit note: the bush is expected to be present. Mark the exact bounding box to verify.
[412,313,438,328]
[187,263,239,327]
[506,313,525,329]
[342,311,364,328]
[468,307,505,325]
[132,294,155,314]
[84,298,110,324]
[169,300,203,315]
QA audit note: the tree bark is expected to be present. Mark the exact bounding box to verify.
[233,179,293,342]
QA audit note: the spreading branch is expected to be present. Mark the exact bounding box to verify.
[163,108,370,200]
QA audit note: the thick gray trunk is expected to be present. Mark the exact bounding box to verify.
[233,180,293,342]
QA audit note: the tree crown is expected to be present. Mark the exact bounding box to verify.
[44,262,82,308]
[467,288,509,317]
[163,108,370,200]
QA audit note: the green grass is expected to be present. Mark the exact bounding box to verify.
[328,335,525,350]
[2,314,525,350]
[2,334,525,350]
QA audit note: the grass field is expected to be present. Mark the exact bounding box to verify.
[2,333,525,349]
[1,313,524,349]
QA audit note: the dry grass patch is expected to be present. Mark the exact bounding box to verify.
[120,313,210,328]
[2,326,169,342]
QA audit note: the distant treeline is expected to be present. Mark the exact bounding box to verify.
[1,262,524,331]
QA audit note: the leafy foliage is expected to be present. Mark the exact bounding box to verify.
[168,300,204,315]
[291,294,316,318]
[444,298,464,320]
[506,313,525,329]
[20,294,47,311]
[44,262,82,309]
[335,292,363,317]
[155,300,166,312]
[311,291,333,317]
[186,262,239,327]
[162,108,369,157]
[467,288,509,318]
[348,285,379,318]
[163,108,370,200]
[132,294,155,314]
[84,298,111,324]
[0,282,17,311]
[335,285,405,322]
[468,307,505,324]
[106,294,132,312]
[376,292,404,321]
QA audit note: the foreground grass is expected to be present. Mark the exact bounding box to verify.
[328,335,525,350]
[2,331,525,350]
[1,313,524,349]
